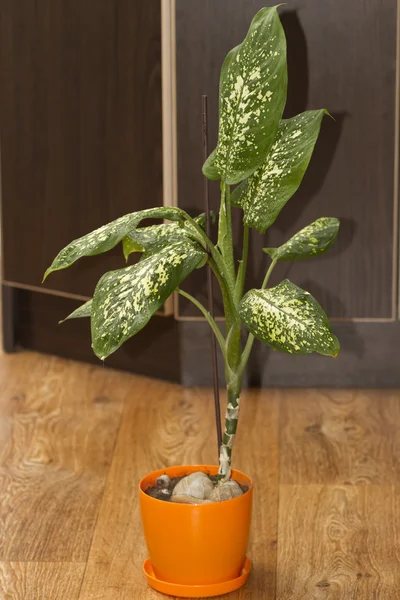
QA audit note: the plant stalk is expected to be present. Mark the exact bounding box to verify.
[183,213,235,298]
[218,321,242,482]
[234,224,249,303]
[208,259,236,323]
[218,381,241,483]
[217,257,279,481]
[217,183,236,293]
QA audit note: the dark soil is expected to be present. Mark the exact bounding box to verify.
[144,473,248,503]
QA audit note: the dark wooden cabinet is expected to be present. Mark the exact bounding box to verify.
[0,1,181,382]
[0,0,163,298]
[1,0,399,386]
[174,0,400,386]
[175,0,397,320]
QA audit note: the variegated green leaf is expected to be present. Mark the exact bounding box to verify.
[202,149,221,181]
[239,279,340,357]
[122,213,211,261]
[91,241,206,359]
[235,110,328,232]
[60,300,92,323]
[43,207,187,280]
[230,180,248,207]
[203,6,287,185]
[122,237,145,258]
[264,217,340,261]
[122,223,185,261]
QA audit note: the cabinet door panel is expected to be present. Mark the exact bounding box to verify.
[0,0,163,298]
[0,2,179,381]
[175,0,397,319]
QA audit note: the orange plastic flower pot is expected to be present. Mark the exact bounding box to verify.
[139,464,253,597]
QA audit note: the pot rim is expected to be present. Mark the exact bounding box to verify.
[139,464,253,508]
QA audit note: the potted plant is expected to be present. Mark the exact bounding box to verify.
[44,5,340,597]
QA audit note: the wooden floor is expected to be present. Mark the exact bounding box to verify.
[1,345,400,599]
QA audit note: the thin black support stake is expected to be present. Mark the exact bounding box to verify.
[202,95,223,456]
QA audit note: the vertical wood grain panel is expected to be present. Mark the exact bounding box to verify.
[0,1,179,380]
[0,0,163,298]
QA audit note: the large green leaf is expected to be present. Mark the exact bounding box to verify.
[264,217,340,262]
[230,180,248,207]
[203,6,287,185]
[91,241,206,359]
[239,279,339,356]
[234,110,327,232]
[122,223,188,261]
[60,300,92,323]
[43,207,187,280]
[122,214,211,261]
[202,149,221,181]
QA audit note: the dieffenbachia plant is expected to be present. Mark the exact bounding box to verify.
[44,6,340,483]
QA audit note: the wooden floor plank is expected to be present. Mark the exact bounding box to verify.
[78,387,280,600]
[0,562,85,599]
[277,484,400,600]
[280,389,400,484]
[2,330,400,599]
[0,352,132,562]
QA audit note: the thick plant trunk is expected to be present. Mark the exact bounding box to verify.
[218,386,241,482]
[218,319,242,483]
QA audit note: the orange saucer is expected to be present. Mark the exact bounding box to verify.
[143,557,252,598]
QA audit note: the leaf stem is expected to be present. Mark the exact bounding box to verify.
[207,259,236,319]
[217,183,236,292]
[262,258,277,290]
[234,224,249,303]
[177,288,226,359]
[183,212,235,301]
[207,263,237,339]
[225,185,236,280]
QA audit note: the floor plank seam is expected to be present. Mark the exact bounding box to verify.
[274,390,283,600]
[0,561,89,565]
[76,395,127,599]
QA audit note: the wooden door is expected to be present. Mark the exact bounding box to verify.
[0,0,181,382]
[172,0,400,386]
